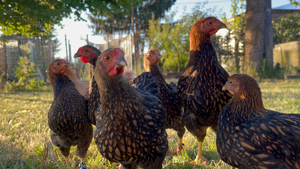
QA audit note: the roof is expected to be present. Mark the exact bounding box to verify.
[273,3,300,10]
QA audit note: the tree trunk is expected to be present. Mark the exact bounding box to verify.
[177,54,180,73]
[234,38,240,73]
[265,0,273,68]
[244,0,266,73]
[134,31,140,73]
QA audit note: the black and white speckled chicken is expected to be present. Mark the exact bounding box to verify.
[93,48,168,169]
[144,49,185,154]
[47,59,93,168]
[177,17,232,164]
[217,74,300,169]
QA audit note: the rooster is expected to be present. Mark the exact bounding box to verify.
[93,48,168,169]
[144,49,185,154]
[47,59,93,168]
[177,17,231,164]
[218,74,300,168]
[74,45,136,125]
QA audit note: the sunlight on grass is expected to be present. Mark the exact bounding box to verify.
[0,79,299,168]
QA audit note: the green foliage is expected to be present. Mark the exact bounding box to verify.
[4,57,44,92]
[147,3,223,72]
[259,59,285,79]
[1,0,147,37]
[290,0,300,6]
[89,0,176,35]
[273,14,300,44]
[244,59,298,79]
[230,0,245,34]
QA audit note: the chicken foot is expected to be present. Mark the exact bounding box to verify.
[188,141,208,165]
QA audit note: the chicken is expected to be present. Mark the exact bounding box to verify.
[217,74,300,169]
[65,68,89,99]
[177,17,232,164]
[74,45,102,125]
[93,48,168,169]
[47,59,93,168]
[74,45,136,125]
[144,49,185,154]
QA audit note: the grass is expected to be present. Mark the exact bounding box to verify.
[0,79,300,169]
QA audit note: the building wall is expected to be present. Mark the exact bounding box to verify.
[273,41,300,67]
[272,9,300,20]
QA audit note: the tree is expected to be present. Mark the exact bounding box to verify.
[289,0,300,6]
[227,0,246,73]
[244,0,267,74]
[88,0,176,73]
[244,0,299,75]
[147,3,223,72]
[273,13,300,44]
[148,12,189,72]
[0,0,147,37]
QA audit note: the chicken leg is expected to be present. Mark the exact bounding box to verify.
[169,137,184,155]
[79,158,87,169]
[66,156,69,166]
[188,141,208,165]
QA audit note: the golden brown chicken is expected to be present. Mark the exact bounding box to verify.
[217,74,300,169]
[177,17,232,164]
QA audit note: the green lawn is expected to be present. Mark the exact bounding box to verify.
[0,79,300,169]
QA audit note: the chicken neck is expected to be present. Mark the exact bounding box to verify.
[149,64,168,88]
[223,95,266,124]
[49,74,73,99]
[189,42,218,65]
[94,71,141,112]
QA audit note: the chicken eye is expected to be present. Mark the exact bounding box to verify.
[229,81,233,85]
[56,62,60,66]
[104,55,110,60]
[209,21,213,25]
[85,49,89,52]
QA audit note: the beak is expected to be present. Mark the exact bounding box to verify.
[74,53,81,58]
[218,22,228,30]
[222,84,228,91]
[115,55,127,68]
[156,53,162,59]
[64,61,72,68]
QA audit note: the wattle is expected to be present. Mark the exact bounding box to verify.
[108,65,117,76]
[80,57,90,63]
[208,29,217,35]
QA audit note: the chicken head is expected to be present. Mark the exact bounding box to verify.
[190,17,227,51]
[222,78,239,95]
[195,17,227,36]
[97,48,127,76]
[222,74,262,101]
[47,59,71,74]
[143,49,161,72]
[74,45,99,63]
